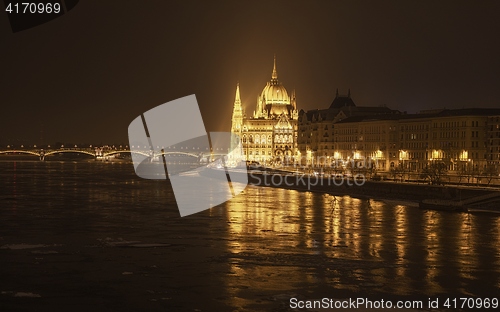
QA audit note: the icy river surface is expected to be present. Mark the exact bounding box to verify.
[0,160,499,311]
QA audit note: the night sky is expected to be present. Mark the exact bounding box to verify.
[1,0,499,145]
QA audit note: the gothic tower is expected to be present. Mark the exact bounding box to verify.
[231,83,243,135]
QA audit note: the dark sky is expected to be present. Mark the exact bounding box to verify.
[1,0,499,145]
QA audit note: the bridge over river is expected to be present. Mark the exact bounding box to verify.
[0,147,228,162]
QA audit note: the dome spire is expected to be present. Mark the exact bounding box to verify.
[235,82,241,103]
[272,54,278,80]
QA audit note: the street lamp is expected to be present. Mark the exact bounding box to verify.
[399,150,408,169]
[375,149,383,170]
[467,158,476,184]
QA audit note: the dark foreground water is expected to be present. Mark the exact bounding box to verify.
[0,161,499,311]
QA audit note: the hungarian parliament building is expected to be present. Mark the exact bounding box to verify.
[231,57,500,172]
[230,56,298,163]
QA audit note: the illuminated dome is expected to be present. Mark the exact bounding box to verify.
[261,82,290,105]
[259,56,291,116]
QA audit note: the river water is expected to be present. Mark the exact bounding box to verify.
[0,160,499,311]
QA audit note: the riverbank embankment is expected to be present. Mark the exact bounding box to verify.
[246,172,500,209]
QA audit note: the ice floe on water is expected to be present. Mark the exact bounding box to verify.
[122,243,171,248]
[97,237,141,247]
[0,244,61,250]
[31,250,59,254]
[97,237,171,248]
[381,199,419,207]
[1,291,41,298]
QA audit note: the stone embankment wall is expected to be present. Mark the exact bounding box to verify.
[247,173,496,202]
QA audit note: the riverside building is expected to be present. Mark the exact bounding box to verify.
[487,115,500,167]
[297,90,399,167]
[299,97,500,173]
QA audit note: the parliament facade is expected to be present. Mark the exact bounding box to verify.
[231,56,298,164]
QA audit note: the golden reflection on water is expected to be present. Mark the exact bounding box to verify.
[220,186,499,302]
[458,213,478,281]
[226,187,302,238]
[393,204,409,289]
[395,204,408,262]
[423,210,444,294]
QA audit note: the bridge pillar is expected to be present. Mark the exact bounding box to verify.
[95,151,104,161]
